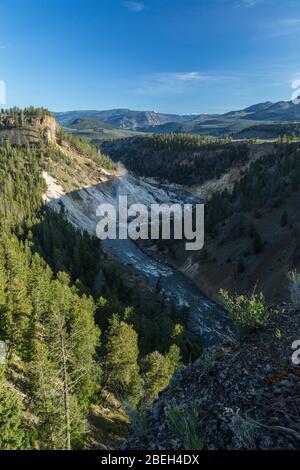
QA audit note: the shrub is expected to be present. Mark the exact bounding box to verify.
[142,345,180,406]
[123,402,149,440]
[220,289,268,334]
[167,404,204,450]
[287,270,300,306]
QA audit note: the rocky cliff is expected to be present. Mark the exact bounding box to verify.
[127,306,300,450]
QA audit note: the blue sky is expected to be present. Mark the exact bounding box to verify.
[1,0,300,113]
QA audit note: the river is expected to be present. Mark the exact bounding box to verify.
[103,238,233,347]
[44,170,234,347]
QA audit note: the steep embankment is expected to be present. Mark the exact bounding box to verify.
[1,109,299,450]
[0,109,117,191]
[0,110,233,347]
[101,135,254,186]
[102,135,300,304]
[163,142,300,305]
[127,306,300,450]
[2,110,201,450]
[0,110,132,450]
[43,154,233,347]
[0,112,57,145]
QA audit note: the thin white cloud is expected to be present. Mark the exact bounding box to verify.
[238,0,264,7]
[161,72,209,82]
[134,71,235,95]
[124,1,145,12]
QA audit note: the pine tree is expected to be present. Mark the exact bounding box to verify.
[27,342,65,449]
[4,238,32,354]
[104,315,143,405]
[28,279,100,449]
[0,246,9,341]
[0,383,27,450]
[142,345,180,406]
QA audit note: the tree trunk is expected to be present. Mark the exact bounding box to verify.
[59,321,71,450]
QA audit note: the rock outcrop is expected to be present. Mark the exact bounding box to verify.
[127,306,300,450]
[0,113,58,145]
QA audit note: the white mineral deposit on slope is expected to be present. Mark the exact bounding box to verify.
[42,171,65,202]
[42,170,189,236]
[42,169,233,345]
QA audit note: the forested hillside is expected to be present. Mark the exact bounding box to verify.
[2,108,299,450]
[101,134,242,185]
[0,108,189,450]
[103,133,300,304]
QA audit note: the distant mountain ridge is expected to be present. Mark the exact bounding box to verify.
[55,99,300,138]
[60,116,143,143]
[55,109,195,130]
